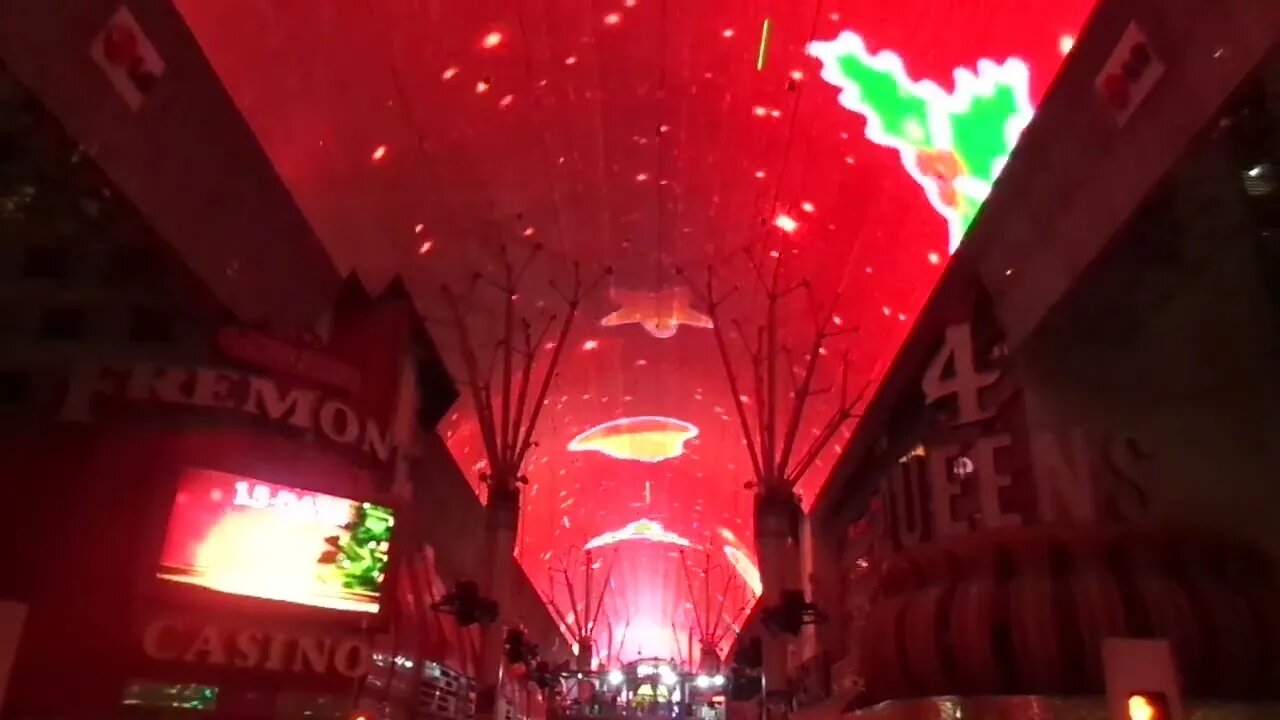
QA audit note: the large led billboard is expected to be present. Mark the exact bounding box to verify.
[157,468,394,613]
[177,0,1101,661]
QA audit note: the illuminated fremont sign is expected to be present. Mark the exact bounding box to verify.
[60,363,396,464]
[142,620,372,677]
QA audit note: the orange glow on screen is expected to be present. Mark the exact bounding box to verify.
[584,518,693,550]
[1128,695,1166,720]
[600,286,714,339]
[157,468,391,613]
[567,416,699,462]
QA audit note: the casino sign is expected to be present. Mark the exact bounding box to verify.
[60,362,398,464]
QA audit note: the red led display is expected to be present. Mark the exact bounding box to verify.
[176,0,1097,663]
[157,468,394,613]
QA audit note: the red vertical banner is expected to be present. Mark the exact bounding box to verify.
[328,277,416,442]
[0,601,28,711]
[413,546,473,675]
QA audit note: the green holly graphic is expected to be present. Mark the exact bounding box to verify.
[808,31,1035,251]
[319,502,394,595]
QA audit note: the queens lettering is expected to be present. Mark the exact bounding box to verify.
[142,621,371,677]
[60,363,396,464]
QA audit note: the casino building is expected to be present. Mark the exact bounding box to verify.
[796,6,1280,720]
[0,65,567,720]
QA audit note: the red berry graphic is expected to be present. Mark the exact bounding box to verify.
[102,23,139,66]
[1102,72,1130,110]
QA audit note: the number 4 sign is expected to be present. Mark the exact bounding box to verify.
[921,323,1000,425]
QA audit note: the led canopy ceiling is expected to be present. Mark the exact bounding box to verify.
[178,0,1099,665]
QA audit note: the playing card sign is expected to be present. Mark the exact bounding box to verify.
[90,6,165,111]
[1095,23,1164,127]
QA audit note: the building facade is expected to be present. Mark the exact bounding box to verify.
[0,64,562,720]
[799,1,1280,717]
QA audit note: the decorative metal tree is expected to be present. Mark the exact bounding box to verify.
[543,544,617,671]
[439,242,609,712]
[679,548,754,675]
[677,249,868,709]
[600,592,633,668]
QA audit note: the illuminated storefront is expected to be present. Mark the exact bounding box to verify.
[799,31,1280,719]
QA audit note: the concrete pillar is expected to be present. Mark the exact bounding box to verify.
[699,643,722,675]
[576,637,594,672]
[754,488,803,716]
[478,486,520,720]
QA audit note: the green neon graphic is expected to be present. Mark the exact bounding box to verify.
[809,31,1035,251]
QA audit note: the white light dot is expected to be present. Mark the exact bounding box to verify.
[773,214,798,233]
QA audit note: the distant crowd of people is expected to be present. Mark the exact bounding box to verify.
[553,694,721,720]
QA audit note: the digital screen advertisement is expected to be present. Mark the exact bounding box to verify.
[157,468,394,613]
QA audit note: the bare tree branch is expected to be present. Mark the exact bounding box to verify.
[763,259,782,482]
[445,243,608,503]
[499,248,516,468]
[787,376,870,487]
[751,326,769,480]
[586,551,616,638]
[562,564,583,638]
[726,594,753,639]
[776,304,839,480]
[443,287,504,468]
[671,623,685,667]
[506,318,534,459]
[709,568,733,643]
[678,550,708,643]
[544,569,577,639]
[675,266,765,483]
[514,262,610,468]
